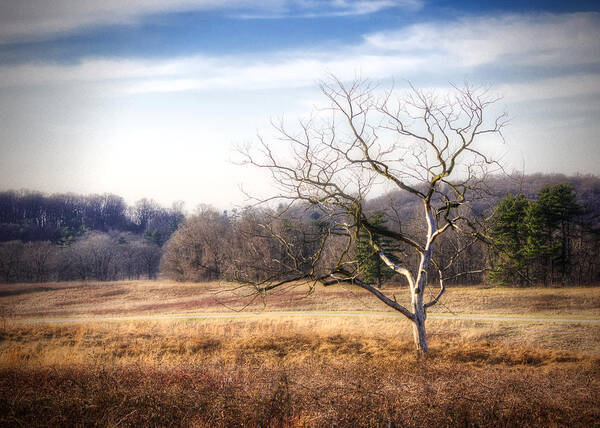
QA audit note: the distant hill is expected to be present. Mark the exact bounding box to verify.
[0,190,184,245]
[367,173,600,226]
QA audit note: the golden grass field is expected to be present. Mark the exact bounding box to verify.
[0,280,599,427]
[2,279,600,318]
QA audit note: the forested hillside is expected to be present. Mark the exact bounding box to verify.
[1,173,599,285]
[0,192,184,282]
[0,191,184,244]
[363,173,600,286]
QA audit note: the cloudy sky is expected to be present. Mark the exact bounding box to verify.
[0,0,598,210]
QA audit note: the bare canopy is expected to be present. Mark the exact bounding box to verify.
[238,77,507,352]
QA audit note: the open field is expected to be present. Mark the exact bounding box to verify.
[1,281,599,426]
[2,280,600,319]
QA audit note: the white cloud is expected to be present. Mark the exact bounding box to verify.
[237,0,422,18]
[499,74,600,103]
[1,10,599,207]
[364,12,600,68]
[324,0,419,16]
[0,51,427,92]
[2,36,598,105]
[3,11,597,96]
[0,1,246,43]
[0,0,420,43]
[123,54,427,93]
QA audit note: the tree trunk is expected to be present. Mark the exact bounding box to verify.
[411,277,428,353]
[411,259,429,352]
[410,201,434,353]
[412,311,428,353]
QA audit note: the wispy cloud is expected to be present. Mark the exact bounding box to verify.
[1,8,599,205]
[364,12,600,68]
[0,1,262,43]
[0,52,425,93]
[2,11,598,102]
[236,0,422,19]
[0,0,420,44]
[499,74,600,103]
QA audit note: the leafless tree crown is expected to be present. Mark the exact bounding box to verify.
[238,76,507,351]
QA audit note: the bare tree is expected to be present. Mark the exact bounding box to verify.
[161,206,232,282]
[0,241,24,283]
[23,241,55,282]
[238,77,507,353]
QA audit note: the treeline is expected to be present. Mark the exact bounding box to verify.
[360,174,600,286]
[1,174,599,286]
[0,191,184,282]
[489,183,599,286]
[160,206,338,283]
[0,233,160,283]
[0,191,184,245]
[161,174,600,287]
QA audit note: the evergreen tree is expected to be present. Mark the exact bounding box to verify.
[523,200,554,284]
[526,183,582,284]
[355,212,398,287]
[489,194,530,285]
[490,184,583,286]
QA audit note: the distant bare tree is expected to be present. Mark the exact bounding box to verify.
[239,77,507,352]
[23,241,55,282]
[161,206,231,281]
[135,240,161,279]
[68,233,119,281]
[0,241,24,282]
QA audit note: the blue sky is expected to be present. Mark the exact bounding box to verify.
[0,0,599,209]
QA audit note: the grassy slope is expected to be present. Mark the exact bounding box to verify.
[0,281,599,427]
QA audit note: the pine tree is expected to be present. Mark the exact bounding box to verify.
[526,183,582,284]
[489,194,530,285]
[490,184,583,286]
[355,212,398,287]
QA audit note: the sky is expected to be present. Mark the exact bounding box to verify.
[0,0,599,211]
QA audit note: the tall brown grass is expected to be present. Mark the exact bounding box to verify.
[1,317,599,427]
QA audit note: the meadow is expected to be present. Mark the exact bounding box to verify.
[0,281,599,427]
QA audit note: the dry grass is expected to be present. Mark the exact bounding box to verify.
[2,316,600,364]
[2,280,600,319]
[4,360,597,427]
[0,281,599,426]
[0,317,599,427]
